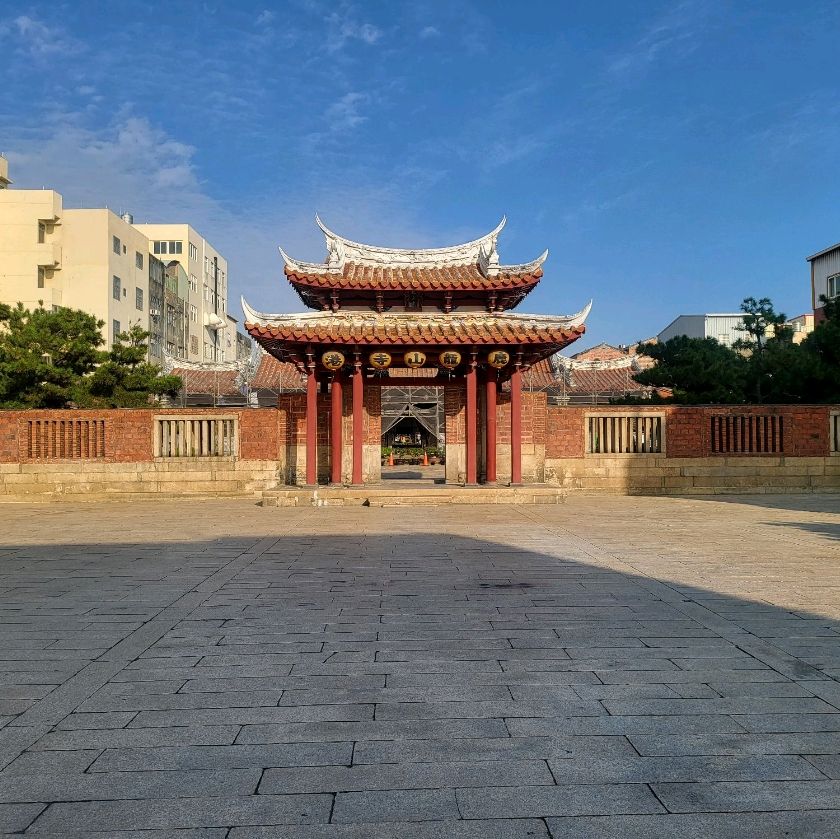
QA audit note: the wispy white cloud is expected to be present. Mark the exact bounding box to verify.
[606,0,713,80]
[255,9,275,26]
[419,26,440,39]
[325,10,382,53]
[324,91,370,130]
[4,108,454,314]
[0,14,83,58]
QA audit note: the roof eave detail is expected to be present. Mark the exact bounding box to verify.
[313,214,508,268]
[278,246,341,275]
[494,249,549,277]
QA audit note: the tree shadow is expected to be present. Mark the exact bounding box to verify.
[763,521,840,542]
[1,530,840,834]
[684,492,840,515]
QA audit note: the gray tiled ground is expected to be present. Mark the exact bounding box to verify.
[0,494,839,836]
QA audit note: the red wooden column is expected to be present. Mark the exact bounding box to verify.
[466,356,477,485]
[352,355,364,485]
[305,365,318,486]
[485,373,497,484]
[510,362,522,485]
[330,374,343,485]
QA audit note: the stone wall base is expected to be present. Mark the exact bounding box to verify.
[545,455,840,494]
[0,459,281,501]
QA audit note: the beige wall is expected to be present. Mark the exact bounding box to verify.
[0,192,153,350]
[133,223,229,363]
[61,210,151,347]
[0,189,63,311]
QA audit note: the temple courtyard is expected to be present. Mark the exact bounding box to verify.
[0,496,839,837]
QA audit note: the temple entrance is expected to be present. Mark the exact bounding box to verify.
[380,383,445,483]
[245,215,591,488]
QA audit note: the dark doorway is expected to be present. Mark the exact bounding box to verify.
[380,384,445,483]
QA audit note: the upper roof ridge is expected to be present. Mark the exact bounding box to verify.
[313,214,507,268]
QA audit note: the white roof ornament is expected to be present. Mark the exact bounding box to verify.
[278,246,343,275]
[566,299,592,328]
[308,214,509,268]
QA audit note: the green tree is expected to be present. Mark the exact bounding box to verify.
[0,303,105,408]
[798,295,840,403]
[633,336,747,404]
[75,323,182,408]
[734,297,790,403]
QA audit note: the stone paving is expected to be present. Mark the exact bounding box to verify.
[0,494,839,836]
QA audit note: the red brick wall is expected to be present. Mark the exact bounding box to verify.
[545,404,835,458]
[497,391,545,445]
[5,408,284,463]
[445,382,466,444]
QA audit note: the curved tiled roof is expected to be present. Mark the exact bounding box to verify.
[250,353,305,390]
[169,368,241,396]
[246,311,585,347]
[285,262,542,293]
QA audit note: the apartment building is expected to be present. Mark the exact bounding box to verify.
[806,240,840,323]
[0,182,151,348]
[133,223,231,362]
[0,158,245,362]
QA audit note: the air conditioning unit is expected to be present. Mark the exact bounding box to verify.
[149,308,160,317]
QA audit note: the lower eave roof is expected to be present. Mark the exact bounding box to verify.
[246,312,585,347]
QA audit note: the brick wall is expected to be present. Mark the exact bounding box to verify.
[4,408,284,463]
[545,404,833,459]
[497,392,545,445]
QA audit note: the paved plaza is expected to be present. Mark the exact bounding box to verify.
[0,495,839,836]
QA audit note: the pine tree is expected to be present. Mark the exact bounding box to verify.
[0,303,105,408]
[76,323,182,408]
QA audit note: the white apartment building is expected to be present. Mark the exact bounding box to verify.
[0,176,153,349]
[133,224,232,362]
[0,157,246,362]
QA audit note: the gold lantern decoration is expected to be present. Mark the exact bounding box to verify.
[369,351,392,370]
[438,350,462,370]
[487,349,511,369]
[321,350,345,371]
[404,350,427,369]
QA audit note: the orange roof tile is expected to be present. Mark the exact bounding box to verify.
[247,313,583,348]
[286,262,542,293]
[250,354,305,390]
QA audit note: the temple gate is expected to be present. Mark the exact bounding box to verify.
[245,216,590,486]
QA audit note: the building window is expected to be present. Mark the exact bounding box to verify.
[113,320,121,340]
[190,335,199,354]
[135,287,143,311]
[135,251,144,269]
[113,235,121,255]
[189,242,198,261]
[189,304,197,322]
[37,266,45,288]
[171,240,182,254]
[828,274,840,299]
[112,275,121,301]
[189,274,198,292]
[153,241,163,254]
[38,222,46,243]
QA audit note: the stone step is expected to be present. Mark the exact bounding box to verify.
[259,486,567,507]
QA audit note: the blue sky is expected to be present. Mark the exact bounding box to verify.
[1,0,839,348]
